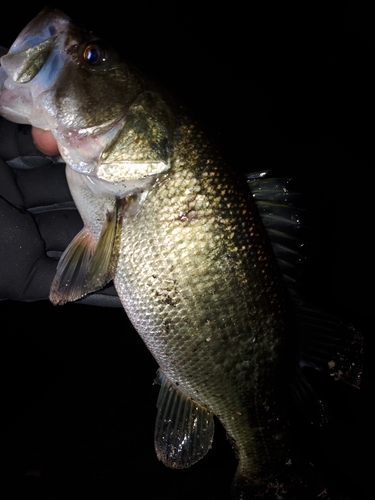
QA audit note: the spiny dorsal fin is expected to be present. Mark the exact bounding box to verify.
[247,171,305,289]
[49,205,118,305]
[154,370,214,469]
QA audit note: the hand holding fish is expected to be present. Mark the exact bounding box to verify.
[0,117,119,305]
[0,8,365,499]
[31,126,59,156]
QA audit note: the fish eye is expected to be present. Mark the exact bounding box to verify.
[83,42,108,66]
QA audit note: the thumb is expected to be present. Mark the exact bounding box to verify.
[31,127,59,156]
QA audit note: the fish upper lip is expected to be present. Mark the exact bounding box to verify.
[6,8,70,54]
[0,8,71,86]
[1,35,59,84]
[0,8,73,129]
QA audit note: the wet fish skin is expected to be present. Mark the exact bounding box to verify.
[114,117,292,473]
[0,9,362,499]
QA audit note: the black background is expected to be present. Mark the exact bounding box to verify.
[1,2,374,499]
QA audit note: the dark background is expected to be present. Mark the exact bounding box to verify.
[1,2,374,499]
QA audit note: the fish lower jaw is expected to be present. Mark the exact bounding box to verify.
[0,89,32,125]
[0,104,31,125]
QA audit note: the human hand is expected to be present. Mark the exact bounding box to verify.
[0,117,120,306]
[31,127,59,156]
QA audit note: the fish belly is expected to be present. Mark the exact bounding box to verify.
[113,156,290,483]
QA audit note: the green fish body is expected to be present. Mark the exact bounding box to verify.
[0,8,363,499]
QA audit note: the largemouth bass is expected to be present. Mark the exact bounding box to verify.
[0,8,364,499]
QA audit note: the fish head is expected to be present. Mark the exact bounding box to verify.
[0,8,173,196]
[1,8,133,127]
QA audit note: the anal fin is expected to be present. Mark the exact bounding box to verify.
[154,370,214,469]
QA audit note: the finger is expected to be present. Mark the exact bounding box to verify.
[31,127,59,156]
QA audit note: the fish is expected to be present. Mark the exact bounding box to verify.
[0,8,364,499]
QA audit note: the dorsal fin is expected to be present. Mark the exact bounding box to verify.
[293,297,364,389]
[247,170,306,289]
[247,171,364,426]
[154,370,214,469]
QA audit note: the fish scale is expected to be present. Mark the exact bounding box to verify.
[112,121,290,483]
[0,8,364,499]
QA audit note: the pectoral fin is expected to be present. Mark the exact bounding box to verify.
[154,370,214,469]
[49,206,118,305]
